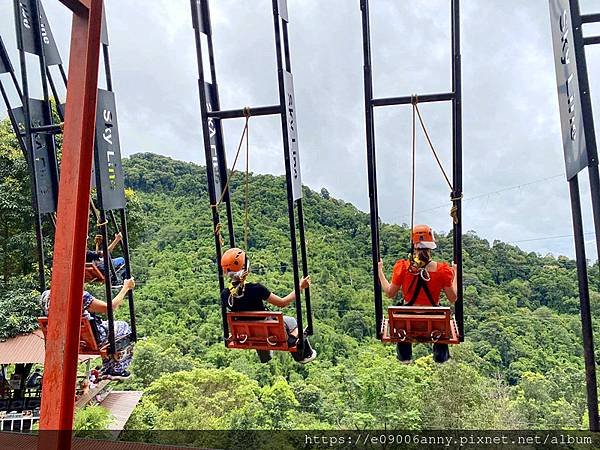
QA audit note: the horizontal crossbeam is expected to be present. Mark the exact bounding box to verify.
[371,91,454,108]
[30,123,63,134]
[206,104,281,119]
[583,36,600,46]
[581,13,600,24]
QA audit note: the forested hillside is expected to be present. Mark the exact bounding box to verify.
[2,137,600,431]
[122,153,600,431]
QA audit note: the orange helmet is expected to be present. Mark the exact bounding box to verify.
[221,248,247,275]
[412,224,436,249]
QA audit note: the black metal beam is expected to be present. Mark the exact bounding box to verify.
[581,13,600,23]
[190,0,228,343]
[30,123,63,134]
[372,91,454,108]
[583,36,600,46]
[451,0,464,341]
[569,176,600,431]
[14,0,46,291]
[31,0,60,201]
[361,0,383,339]
[206,104,281,119]
[568,0,600,431]
[272,0,304,354]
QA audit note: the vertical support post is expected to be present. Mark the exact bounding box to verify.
[280,12,312,335]
[93,176,116,355]
[571,0,600,314]
[190,0,228,342]
[102,37,136,341]
[568,0,600,431]
[273,0,304,351]
[31,0,61,198]
[13,0,46,292]
[46,67,65,119]
[39,1,104,446]
[451,0,464,340]
[119,209,137,340]
[360,0,383,338]
[202,0,235,248]
[569,176,600,431]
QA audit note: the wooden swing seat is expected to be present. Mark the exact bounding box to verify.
[380,306,460,345]
[226,311,297,352]
[38,317,133,360]
[38,316,107,357]
[84,262,105,283]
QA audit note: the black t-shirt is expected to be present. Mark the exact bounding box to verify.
[86,250,101,263]
[220,282,271,312]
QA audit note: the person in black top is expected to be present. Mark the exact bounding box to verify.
[220,248,317,364]
[86,232,126,282]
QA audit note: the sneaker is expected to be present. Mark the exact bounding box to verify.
[298,349,317,364]
[399,359,413,365]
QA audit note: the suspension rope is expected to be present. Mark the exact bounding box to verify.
[89,198,107,227]
[211,107,252,247]
[413,101,453,191]
[410,96,461,227]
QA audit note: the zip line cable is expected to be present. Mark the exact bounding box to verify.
[508,232,596,244]
[404,173,564,219]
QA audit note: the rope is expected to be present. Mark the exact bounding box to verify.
[89,198,108,227]
[410,96,461,226]
[211,109,251,209]
[413,102,453,191]
[211,107,252,248]
[214,223,224,246]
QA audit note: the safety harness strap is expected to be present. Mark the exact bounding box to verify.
[404,274,437,307]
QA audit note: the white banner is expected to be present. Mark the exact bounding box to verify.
[283,70,302,200]
[549,0,588,180]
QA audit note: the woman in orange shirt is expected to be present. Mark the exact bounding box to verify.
[378,225,457,363]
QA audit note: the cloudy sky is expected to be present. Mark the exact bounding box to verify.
[1,0,599,260]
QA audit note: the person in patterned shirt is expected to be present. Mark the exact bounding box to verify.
[40,278,135,380]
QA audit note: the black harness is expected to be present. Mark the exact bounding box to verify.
[404,271,437,307]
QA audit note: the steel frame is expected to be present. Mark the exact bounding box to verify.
[361,0,463,341]
[38,1,103,446]
[1,0,137,354]
[558,0,600,432]
[190,0,313,350]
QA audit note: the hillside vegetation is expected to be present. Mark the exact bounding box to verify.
[2,132,600,432]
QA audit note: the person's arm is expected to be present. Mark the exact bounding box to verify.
[88,278,135,314]
[267,276,311,308]
[443,263,458,303]
[378,260,401,299]
[107,232,123,253]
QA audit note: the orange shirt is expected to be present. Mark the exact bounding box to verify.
[391,260,454,306]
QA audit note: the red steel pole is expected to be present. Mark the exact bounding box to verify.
[38,0,103,447]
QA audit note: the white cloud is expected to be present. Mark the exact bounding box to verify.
[0,0,598,260]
